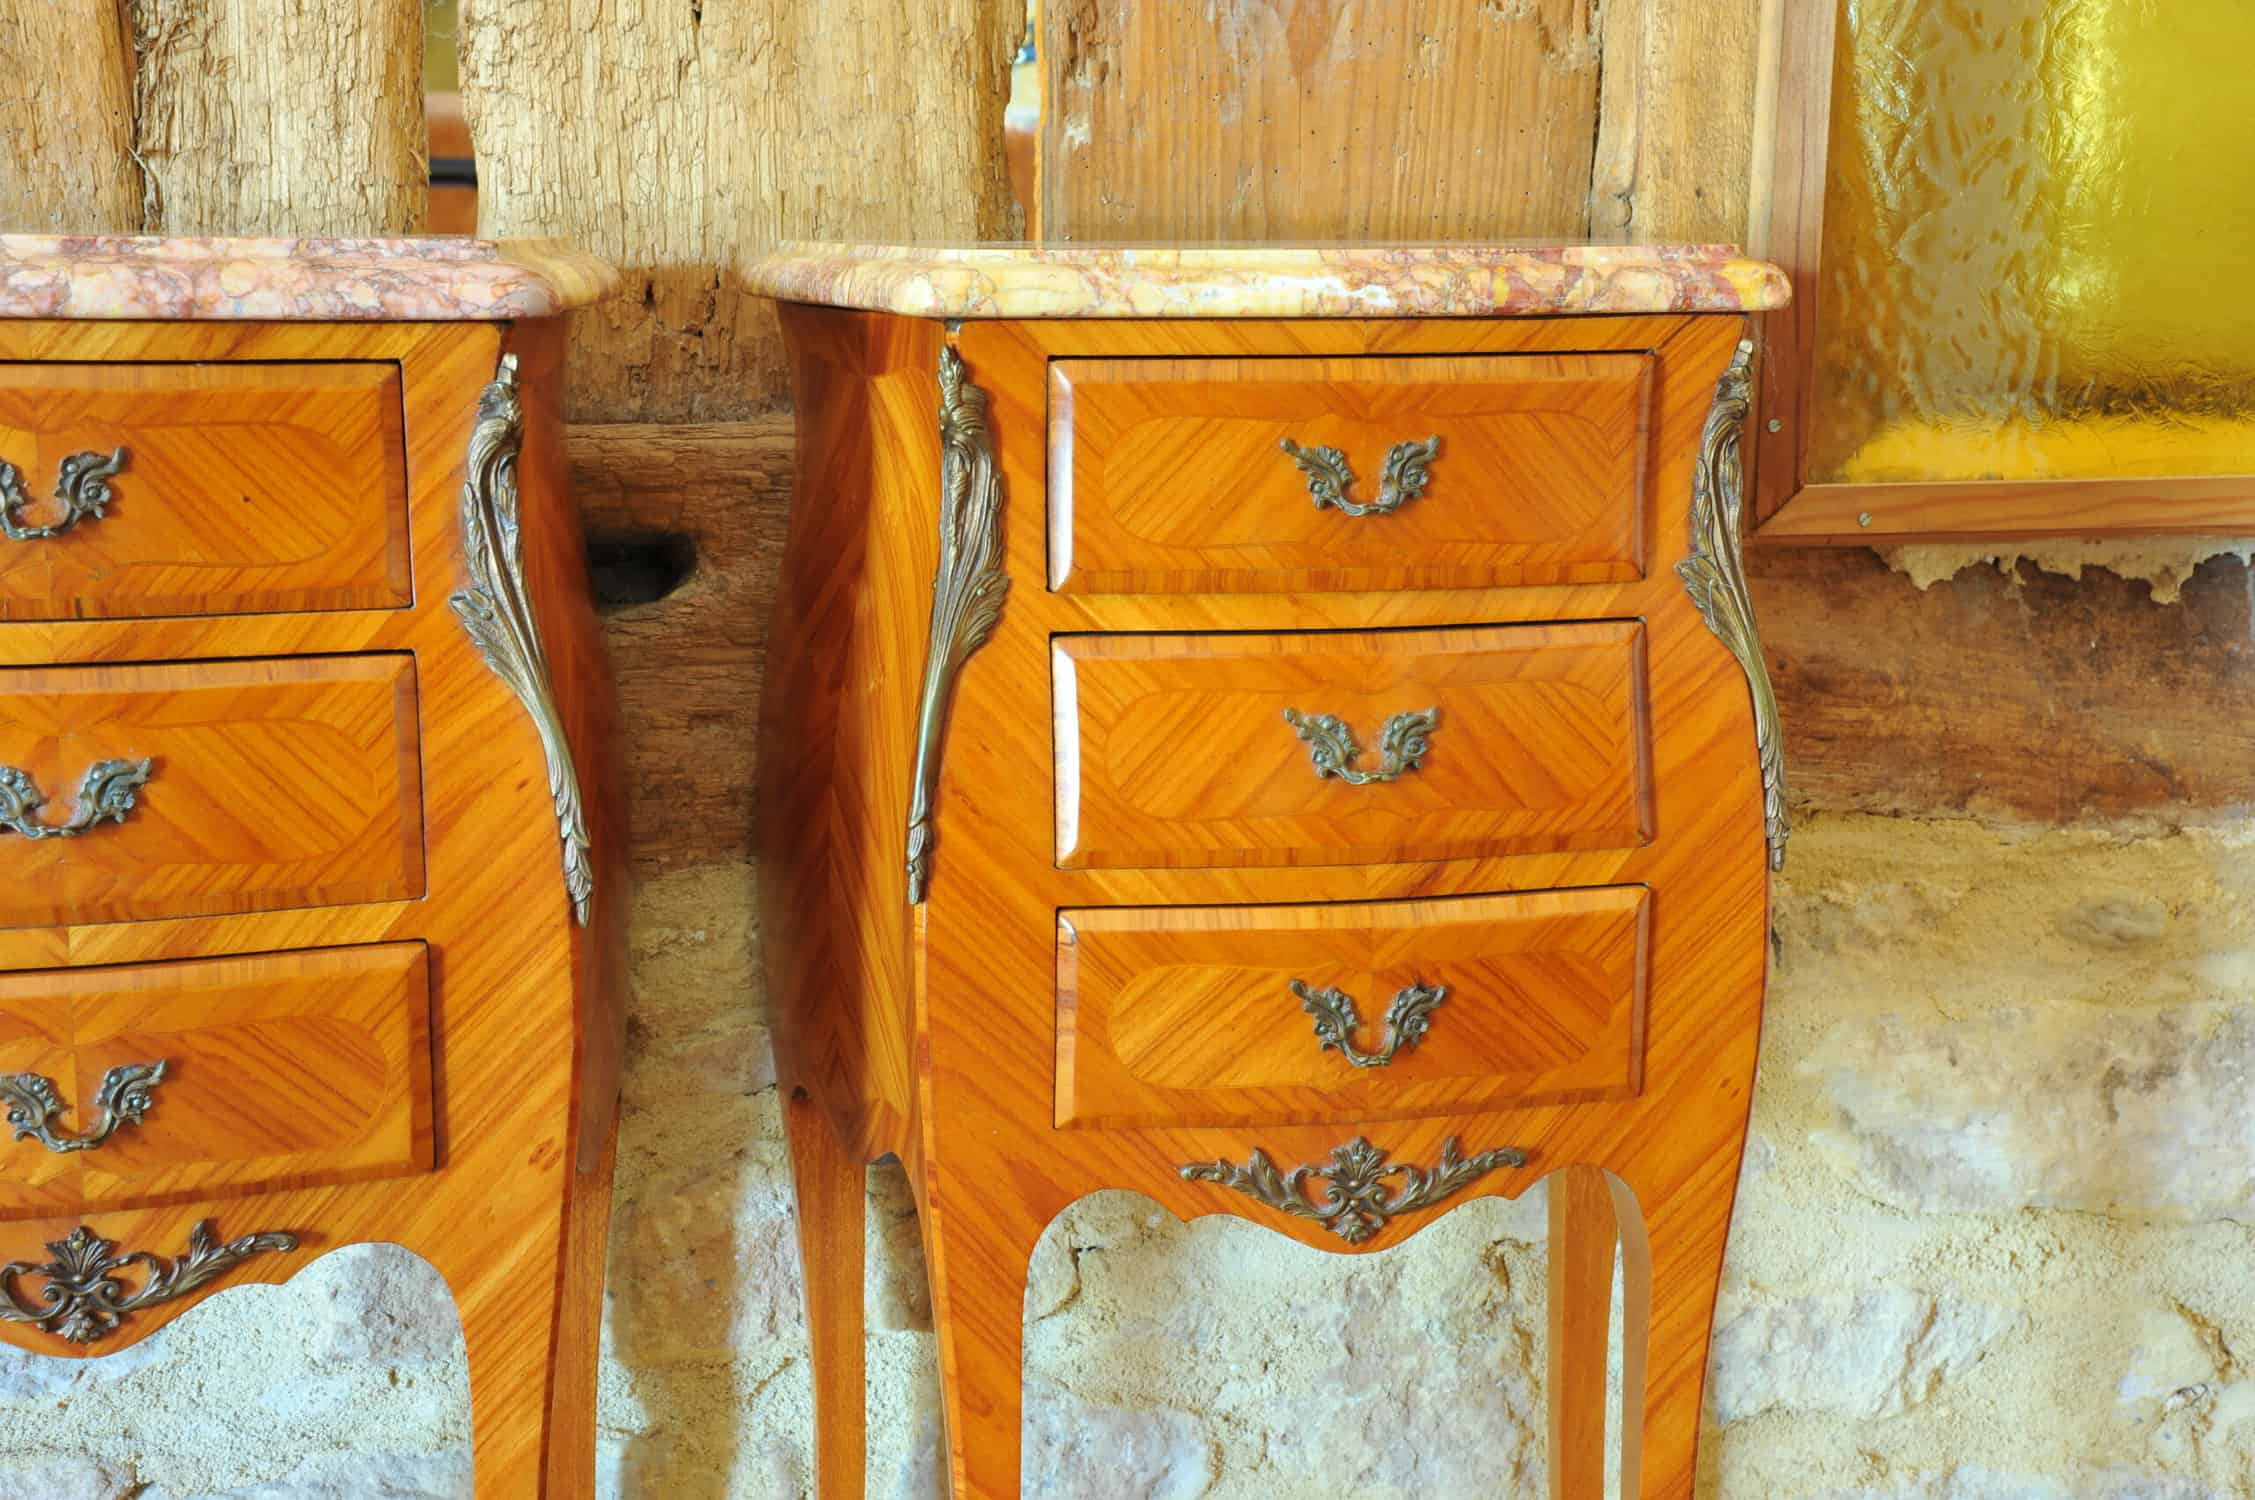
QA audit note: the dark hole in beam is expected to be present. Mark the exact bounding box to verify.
[586,530,698,611]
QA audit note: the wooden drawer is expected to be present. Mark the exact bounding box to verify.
[0,943,433,1219]
[1053,623,1652,870]
[1057,888,1648,1129]
[0,362,412,620]
[0,655,425,927]
[1047,353,1651,595]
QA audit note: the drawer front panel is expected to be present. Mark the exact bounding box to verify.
[0,943,433,1218]
[0,362,412,620]
[1054,623,1652,869]
[1057,888,1648,1129]
[1048,353,1651,595]
[0,655,426,927]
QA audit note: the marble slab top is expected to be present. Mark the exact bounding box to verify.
[742,241,1790,320]
[0,235,620,321]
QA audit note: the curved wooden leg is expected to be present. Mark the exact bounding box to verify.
[1548,1166,1621,1500]
[452,1220,566,1498]
[1629,1159,1733,1500]
[920,1161,1041,1500]
[786,1088,868,1499]
[540,1130,618,1498]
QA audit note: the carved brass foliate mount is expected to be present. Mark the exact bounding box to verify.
[0,448,126,541]
[1283,706,1437,785]
[906,345,1010,904]
[1279,435,1440,517]
[1180,1135,1527,1244]
[1291,979,1444,1069]
[0,1062,166,1153]
[449,354,595,925]
[0,1220,296,1345]
[1674,339,1789,869]
[0,760,152,840]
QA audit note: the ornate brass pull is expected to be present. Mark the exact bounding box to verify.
[0,1219,298,1344]
[0,1062,166,1153]
[1290,979,1444,1069]
[0,448,126,541]
[0,759,152,840]
[1278,435,1439,517]
[1282,707,1437,785]
[1180,1135,1527,1244]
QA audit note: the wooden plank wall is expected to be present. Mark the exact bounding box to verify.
[1041,0,1766,242]
[2,0,2234,880]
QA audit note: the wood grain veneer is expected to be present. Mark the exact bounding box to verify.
[0,361,411,619]
[1056,887,1649,1130]
[1049,353,1652,594]
[0,654,425,928]
[1052,623,1654,869]
[763,305,1771,1500]
[0,314,625,1500]
[0,942,432,1217]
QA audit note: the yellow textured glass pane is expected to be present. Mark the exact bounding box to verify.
[1809,0,2255,484]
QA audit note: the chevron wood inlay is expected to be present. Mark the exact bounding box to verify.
[0,360,411,620]
[1053,622,1654,869]
[0,314,626,1500]
[0,654,425,928]
[0,942,432,1217]
[1048,352,1652,594]
[763,305,1773,1500]
[1057,887,1648,1130]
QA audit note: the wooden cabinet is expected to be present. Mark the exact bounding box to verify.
[749,243,1789,1500]
[0,236,624,1500]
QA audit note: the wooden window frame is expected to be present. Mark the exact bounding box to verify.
[1751,1,2255,545]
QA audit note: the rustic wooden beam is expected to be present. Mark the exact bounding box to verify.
[1043,0,1603,240]
[1590,0,1766,241]
[567,420,792,873]
[0,0,140,232]
[1753,546,2255,823]
[128,0,425,235]
[459,0,1019,424]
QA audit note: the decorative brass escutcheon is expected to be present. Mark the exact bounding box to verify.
[1282,706,1437,786]
[0,448,127,541]
[1278,435,1440,517]
[0,759,152,840]
[0,1062,167,1153]
[0,1220,298,1344]
[1180,1135,1527,1244]
[1290,979,1445,1069]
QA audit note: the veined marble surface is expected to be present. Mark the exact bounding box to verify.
[0,235,618,321]
[743,241,1789,319]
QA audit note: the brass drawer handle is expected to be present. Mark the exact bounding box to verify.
[1278,435,1439,517]
[0,759,153,840]
[0,448,126,541]
[1179,1134,1527,1244]
[1290,979,1444,1069]
[0,1219,297,1344]
[0,1062,167,1153]
[1282,707,1437,785]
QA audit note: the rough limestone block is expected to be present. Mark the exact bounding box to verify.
[1708,1289,2019,1422]
[0,1458,141,1500]
[1806,1004,2255,1218]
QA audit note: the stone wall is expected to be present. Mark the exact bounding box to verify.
[4,558,2251,1499]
